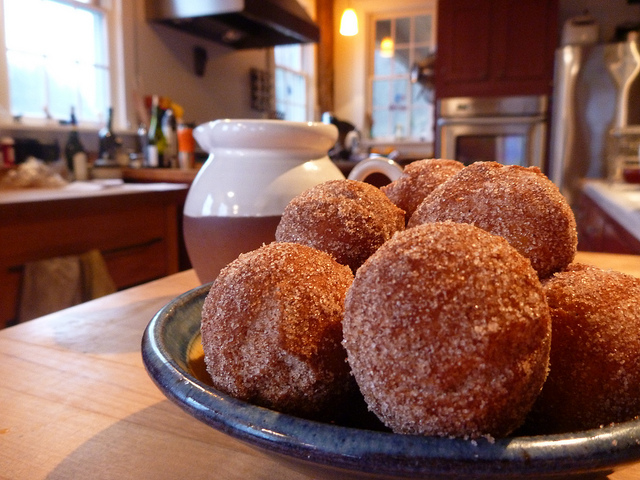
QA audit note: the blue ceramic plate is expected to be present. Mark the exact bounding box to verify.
[141,284,640,479]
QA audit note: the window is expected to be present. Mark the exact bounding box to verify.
[274,43,312,122]
[369,12,435,141]
[1,0,113,125]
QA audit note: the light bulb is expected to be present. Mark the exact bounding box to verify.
[380,36,395,58]
[340,8,358,36]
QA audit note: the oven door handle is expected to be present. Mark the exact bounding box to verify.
[437,115,547,126]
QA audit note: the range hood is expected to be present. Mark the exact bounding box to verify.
[145,0,320,49]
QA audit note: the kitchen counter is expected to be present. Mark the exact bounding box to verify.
[0,179,188,203]
[582,180,640,242]
[578,180,640,254]
[0,181,190,328]
[122,167,200,184]
[1,251,640,479]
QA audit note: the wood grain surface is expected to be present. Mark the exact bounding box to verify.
[1,252,640,479]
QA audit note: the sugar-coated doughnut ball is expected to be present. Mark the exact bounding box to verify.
[381,158,464,222]
[527,264,640,433]
[342,222,551,438]
[275,179,405,272]
[408,162,577,279]
[201,242,355,419]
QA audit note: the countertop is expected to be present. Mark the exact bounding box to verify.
[0,179,189,205]
[2,251,640,479]
[121,167,200,184]
[582,180,640,242]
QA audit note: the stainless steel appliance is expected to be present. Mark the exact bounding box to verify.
[548,34,640,206]
[435,95,548,171]
[145,0,319,49]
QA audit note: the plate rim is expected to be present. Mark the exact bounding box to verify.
[141,283,640,478]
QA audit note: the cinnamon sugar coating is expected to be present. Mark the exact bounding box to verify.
[275,179,405,272]
[381,158,464,222]
[527,264,640,433]
[342,222,551,438]
[201,242,355,419]
[408,162,577,279]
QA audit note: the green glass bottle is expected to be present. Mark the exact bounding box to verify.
[147,95,167,168]
[64,107,88,180]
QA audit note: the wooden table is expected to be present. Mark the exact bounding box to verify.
[2,252,640,480]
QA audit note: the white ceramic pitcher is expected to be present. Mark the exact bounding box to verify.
[183,119,403,283]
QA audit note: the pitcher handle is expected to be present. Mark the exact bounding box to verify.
[347,155,404,183]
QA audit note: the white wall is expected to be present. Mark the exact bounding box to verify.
[129,0,272,128]
[129,0,318,128]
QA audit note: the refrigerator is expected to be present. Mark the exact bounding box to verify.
[548,35,640,206]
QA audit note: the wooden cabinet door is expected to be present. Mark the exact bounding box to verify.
[492,0,557,92]
[436,0,557,98]
[436,0,492,86]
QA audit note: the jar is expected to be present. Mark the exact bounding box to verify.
[183,119,403,283]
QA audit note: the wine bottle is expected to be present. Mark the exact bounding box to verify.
[65,107,88,180]
[98,107,117,162]
[162,107,178,168]
[147,95,167,168]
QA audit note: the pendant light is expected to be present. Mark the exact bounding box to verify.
[340,6,358,36]
[380,36,395,58]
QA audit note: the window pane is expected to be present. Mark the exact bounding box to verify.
[391,109,408,138]
[4,0,109,122]
[79,65,109,122]
[75,7,107,66]
[370,11,433,141]
[374,51,392,76]
[372,80,390,108]
[275,44,301,71]
[411,107,433,141]
[415,15,432,44]
[394,48,410,75]
[393,79,408,107]
[7,51,46,117]
[375,20,391,43]
[5,0,44,53]
[412,82,429,106]
[274,67,306,122]
[396,17,411,44]
[371,109,390,138]
[42,1,78,59]
[415,46,432,65]
[47,58,78,119]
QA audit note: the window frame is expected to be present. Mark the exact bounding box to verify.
[273,42,316,122]
[367,8,435,142]
[0,0,130,131]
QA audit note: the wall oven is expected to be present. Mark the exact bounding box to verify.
[435,95,549,171]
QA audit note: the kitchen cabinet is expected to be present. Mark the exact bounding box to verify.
[576,182,640,255]
[435,0,558,99]
[0,183,189,328]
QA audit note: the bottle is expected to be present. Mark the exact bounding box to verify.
[98,107,117,163]
[64,107,88,180]
[177,121,195,170]
[162,107,178,168]
[147,95,167,168]
[0,136,15,167]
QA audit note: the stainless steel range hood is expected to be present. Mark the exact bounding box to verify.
[145,0,320,49]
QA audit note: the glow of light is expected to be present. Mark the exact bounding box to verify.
[380,36,395,58]
[340,8,358,36]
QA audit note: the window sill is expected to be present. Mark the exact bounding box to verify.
[363,139,434,160]
[0,119,138,136]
